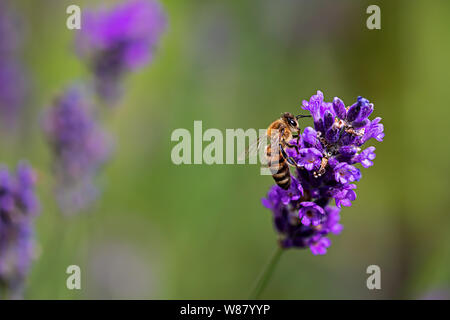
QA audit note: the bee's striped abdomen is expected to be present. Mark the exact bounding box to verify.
[266,144,291,190]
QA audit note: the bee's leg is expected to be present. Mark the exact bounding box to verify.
[278,128,299,166]
[286,141,301,154]
[279,143,298,167]
[286,157,297,167]
[285,142,295,148]
[318,157,328,175]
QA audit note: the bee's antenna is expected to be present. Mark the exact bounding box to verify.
[296,114,312,119]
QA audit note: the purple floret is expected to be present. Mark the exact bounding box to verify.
[297,148,323,171]
[298,202,325,226]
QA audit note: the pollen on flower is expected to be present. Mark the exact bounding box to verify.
[262,91,384,255]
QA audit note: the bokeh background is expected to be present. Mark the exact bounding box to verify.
[1,0,449,299]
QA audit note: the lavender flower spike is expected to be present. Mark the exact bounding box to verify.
[262,91,384,255]
[0,162,40,298]
[43,86,112,214]
[76,0,167,103]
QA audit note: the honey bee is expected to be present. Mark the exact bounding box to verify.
[243,112,311,190]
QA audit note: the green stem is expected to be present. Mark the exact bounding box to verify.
[249,247,284,299]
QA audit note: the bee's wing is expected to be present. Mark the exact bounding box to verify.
[238,134,268,161]
[268,130,281,150]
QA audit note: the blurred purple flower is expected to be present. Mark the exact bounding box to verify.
[76,0,167,103]
[262,91,384,255]
[0,2,22,55]
[0,60,27,123]
[0,2,28,125]
[0,162,39,298]
[43,86,112,214]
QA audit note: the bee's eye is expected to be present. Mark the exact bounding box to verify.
[289,119,296,126]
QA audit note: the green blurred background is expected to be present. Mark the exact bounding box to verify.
[2,0,450,299]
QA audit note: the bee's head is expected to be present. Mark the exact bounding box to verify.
[281,112,299,130]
